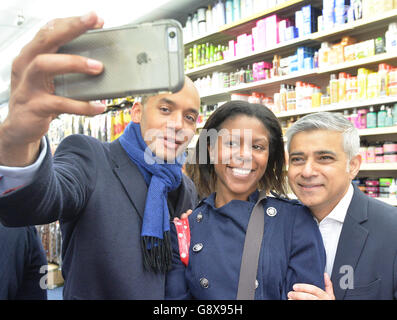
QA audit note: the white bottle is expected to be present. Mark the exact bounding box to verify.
[192,13,199,38]
[386,22,397,52]
[206,6,213,33]
[185,15,193,41]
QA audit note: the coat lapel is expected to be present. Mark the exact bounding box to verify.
[109,140,147,220]
[331,185,369,300]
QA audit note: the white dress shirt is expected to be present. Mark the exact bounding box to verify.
[315,184,354,277]
[0,137,47,194]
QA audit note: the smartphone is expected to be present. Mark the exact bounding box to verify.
[54,19,185,101]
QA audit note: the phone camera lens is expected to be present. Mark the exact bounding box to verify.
[169,31,176,39]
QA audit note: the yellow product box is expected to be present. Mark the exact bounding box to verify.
[344,43,356,61]
[355,40,375,59]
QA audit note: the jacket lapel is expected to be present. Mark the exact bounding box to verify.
[331,185,369,300]
[109,140,147,220]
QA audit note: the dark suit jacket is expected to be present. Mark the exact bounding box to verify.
[0,134,197,299]
[331,184,397,300]
[0,224,47,300]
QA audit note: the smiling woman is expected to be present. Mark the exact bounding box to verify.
[190,100,287,200]
[166,100,327,300]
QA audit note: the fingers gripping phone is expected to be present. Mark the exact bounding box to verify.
[54,19,185,101]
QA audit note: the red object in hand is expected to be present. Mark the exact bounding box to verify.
[173,217,191,266]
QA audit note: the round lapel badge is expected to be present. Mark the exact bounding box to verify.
[266,207,277,217]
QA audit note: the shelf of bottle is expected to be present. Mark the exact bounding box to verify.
[184,10,397,76]
[360,163,397,171]
[311,9,397,42]
[198,52,397,102]
[184,2,397,47]
[358,126,397,136]
[185,34,314,78]
[198,69,316,101]
[275,95,397,118]
[318,52,397,74]
[183,0,306,46]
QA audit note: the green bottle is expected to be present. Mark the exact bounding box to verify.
[197,44,201,67]
[393,103,397,125]
[377,105,387,128]
[205,43,210,65]
[385,106,393,127]
[209,44,214,63]
[193,44,198,68]
[366,106,377,129]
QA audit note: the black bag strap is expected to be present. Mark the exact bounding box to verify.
[236,191,267,300]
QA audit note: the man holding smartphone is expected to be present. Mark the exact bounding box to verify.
[0,12,200,299]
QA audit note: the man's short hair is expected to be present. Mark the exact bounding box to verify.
[285,112,360,160]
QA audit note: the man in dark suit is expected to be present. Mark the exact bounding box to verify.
[0,224,47,300]
[0,12,200,299]
[285,112,397,300]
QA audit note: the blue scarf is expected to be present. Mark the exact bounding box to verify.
[119,122,185,273]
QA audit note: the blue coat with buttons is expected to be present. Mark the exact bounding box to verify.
[166,190,326,300]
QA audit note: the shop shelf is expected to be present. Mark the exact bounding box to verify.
[275,96,397,118]
[317,52,397,75]
[185,34,314,78]
[358,126,397,136]
[184,0,307,46]
[360,163,397,171]
[311,10,397,43]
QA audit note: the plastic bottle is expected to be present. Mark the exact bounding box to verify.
[378,63,390,97]
[185,15,193,40]
[377,105,387,127]
[366,106,377,128]
[214,0,226,28]
[318,42,331,67]
[225,0,233,24]
[350,108,359,128]
[192,13,199,38]
[295,81,303,109]
[287,85,296,111]
[338,72,347,102]
[357,68,369,100]
[385,22,397,52]
[272,55,280,77]
[197,7,207,36]
[393,103,397,125]
[385,106,394,127]
[233,0,241,22]
[312,86,322,107]
[206,6,213,33]
[366,72,379,99]
[358,108,368,129]
[350,76,358,101]
[306,84,314,109]
[280,84,287,112]
[389,67,397,96]
[330,74,339,104]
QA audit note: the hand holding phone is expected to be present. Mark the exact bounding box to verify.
[54,20,185,101]
[0,12,106,167]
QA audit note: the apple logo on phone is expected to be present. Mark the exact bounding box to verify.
[137,52,151,65]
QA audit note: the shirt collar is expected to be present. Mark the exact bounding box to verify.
[203,189,259,209]
[321,184,354,224]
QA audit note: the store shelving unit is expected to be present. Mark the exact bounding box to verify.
[184,0,311,47]
[185,2,397,203]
